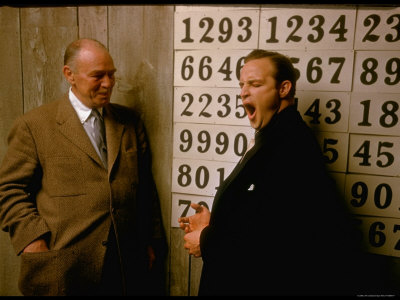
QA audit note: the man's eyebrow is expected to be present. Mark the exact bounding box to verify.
[89,69,117,75]
[240,79,263,85]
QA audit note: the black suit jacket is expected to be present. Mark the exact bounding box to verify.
[198,105,392,296]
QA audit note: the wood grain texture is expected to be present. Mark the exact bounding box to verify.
[108,5,175,294]
[1,4,179,296]
[170,228,189,296]
[0,6,23,296]
[20,7,77,112]
[190,256,203,296]
[78,6,108,47]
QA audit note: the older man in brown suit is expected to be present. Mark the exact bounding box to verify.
[0,38,166,296]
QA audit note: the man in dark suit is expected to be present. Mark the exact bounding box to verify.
[179,49,392,296]
[0,38,166,296]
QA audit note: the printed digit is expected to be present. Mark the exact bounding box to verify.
[179,129,193,152]
[199,93,212,118]
[234,133,248,157]
[197,130,211,153]
[369,221,386,247]
[393,224,400,250]
[358,100,372,127]
[350,181,368,207]
[181,93,194,117]
[308,15,325,43]
[199,17,214,43]
[181,56,194,81]
[380,101,399,128]
[362,14,380,42]
[286,15,303,43]
[218,57,233,81]
[360,58,378,85]
[181,18,194,43]
[218,17,233,43]
[376,142,394,168]
[306,57,323,83]
[385,14,400,42]
[217,94,231,118]
[266,16,279,43]
[328,57,345,84]
[329,15,348,42]
[199,56,212,81]
[195,166,209,189]
[325,99,341,124]
[354,140,372,166]
[215,132,229,155]
[238,16,252,42]
[322,138,339,164]
[235,95,247,119]
[384,57,400,86]
[374,183,392,209]
[178,164,192,187]
[304,98,322,124]
[179,199,191,218]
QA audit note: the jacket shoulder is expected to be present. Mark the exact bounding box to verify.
[22,97,65,121]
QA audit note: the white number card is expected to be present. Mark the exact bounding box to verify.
[354,7,400,50]
[172,158,236,196]
[280,50,354,91]
[174,49,249,87]
[349,134,400,177]
[174,87,248,126]
[259,7,356,50]
[175,9,259,49]
[353,215,400,257]
[353,51,400,93]
[296,91,350,133]
[345,174,400,219]
[171,193,214,228]
[173,123,254,162]
[349,93,400,136]
[314,131,349,173]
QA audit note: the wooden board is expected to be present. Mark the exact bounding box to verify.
[0,7,23,296]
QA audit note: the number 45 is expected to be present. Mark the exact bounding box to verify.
[354,140,394,168]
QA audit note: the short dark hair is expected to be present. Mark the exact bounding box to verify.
[244,49,297,99]
[64,38,108,71]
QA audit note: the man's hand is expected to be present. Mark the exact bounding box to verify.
[178,203,211,257]
[22,238,49,253]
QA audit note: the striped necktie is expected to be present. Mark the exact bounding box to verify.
[91,109,107,168]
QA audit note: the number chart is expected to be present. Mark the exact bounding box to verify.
[172,5,400,258]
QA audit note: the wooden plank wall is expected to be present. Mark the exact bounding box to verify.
[0,5,195,296]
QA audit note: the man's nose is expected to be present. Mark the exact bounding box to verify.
[101,75,114,88]
[240,85,248,99]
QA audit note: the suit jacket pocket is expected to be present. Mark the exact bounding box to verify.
[18,247,82,296]
[44,157,86,197]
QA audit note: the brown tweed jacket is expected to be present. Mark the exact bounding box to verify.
[0,95,163,295]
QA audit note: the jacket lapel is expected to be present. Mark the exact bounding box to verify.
[103,105,124,175]
[213,139,261,207]
[56,96,105,168]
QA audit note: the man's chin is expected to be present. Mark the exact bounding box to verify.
[96,96,111,105]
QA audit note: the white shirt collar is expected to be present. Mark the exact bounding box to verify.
[68,88,103,124]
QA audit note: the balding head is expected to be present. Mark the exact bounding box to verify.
[64,38,109,72]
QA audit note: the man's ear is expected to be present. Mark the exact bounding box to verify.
[63,65,75,85]
[279,80,292,99]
